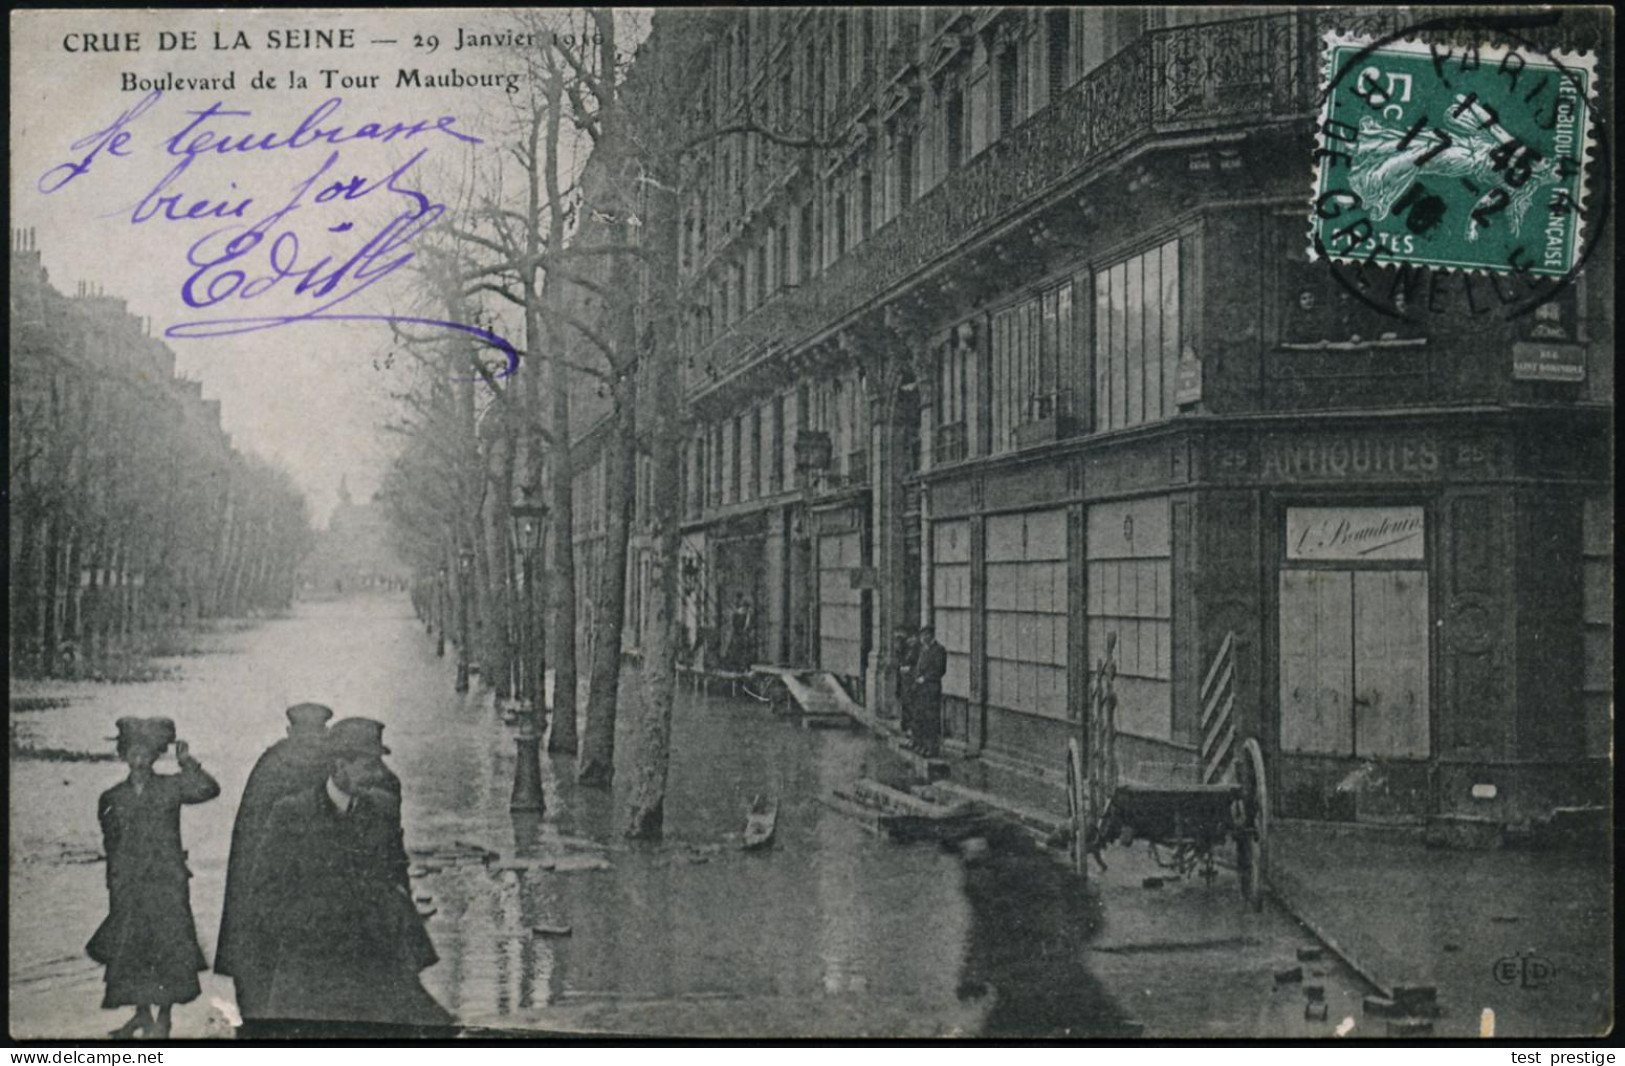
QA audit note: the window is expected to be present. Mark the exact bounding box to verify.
[990,281,1074,453]
[755,239,769,307]
[1094,239,1180,432]
[932,521,973,702]
[937,337,970,462]
[1047,10,1072,99]
[798,202,816,282]
[776,222,790,292]
[895,129,915,211]
[836,16,850,88]
[750,408,763,499]
[834,192,848,258]
[945,90,965,170]
[861,10,875,76]
[986,510,1069,722]
[1088,496,1173,740]
[770,395,786,493]
[859,171,873,241]
[730,416,743,502]
[998,48,1020,134]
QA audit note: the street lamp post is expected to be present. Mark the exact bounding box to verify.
[456,548,474,693]
[509,499,548,812]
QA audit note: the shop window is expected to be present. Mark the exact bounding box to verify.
[1278,505,1430,759]
[986,510,1069,721]
[1094,238,1179,432]
[1087,497,1172,741]
[991,281,1073,453]
[932,520,972,700]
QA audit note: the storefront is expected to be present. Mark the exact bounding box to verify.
[814,498,869,699]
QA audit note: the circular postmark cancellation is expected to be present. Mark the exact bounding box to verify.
[1307,15,1606,321]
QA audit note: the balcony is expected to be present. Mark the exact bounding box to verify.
[686,9,1607,404]
[686,11,1395,399]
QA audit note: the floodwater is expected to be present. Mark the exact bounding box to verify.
[9,594,1127,1039]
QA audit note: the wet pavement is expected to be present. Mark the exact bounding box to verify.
[1271,822,1614,1038]
[12,593,1377,1040]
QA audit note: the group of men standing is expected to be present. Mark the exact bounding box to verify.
[893,624,948,758]
[215,703,450,1033]
[88,703,450,1038]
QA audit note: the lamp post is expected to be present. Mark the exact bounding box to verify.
[455,548,474,693]
[508,498,548,812]
[435,564,448,658]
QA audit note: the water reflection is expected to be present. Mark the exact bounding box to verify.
[10,597,1121,1039]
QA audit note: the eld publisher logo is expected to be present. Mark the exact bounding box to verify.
[1494,951,1555,990]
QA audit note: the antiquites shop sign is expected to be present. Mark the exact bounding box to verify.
[1260,433,1440,481]
[1287,505,1426,562]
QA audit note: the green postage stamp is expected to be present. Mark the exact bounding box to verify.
[1310,34,1599,279]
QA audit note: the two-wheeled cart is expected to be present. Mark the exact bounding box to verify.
[1066,632,1270,909]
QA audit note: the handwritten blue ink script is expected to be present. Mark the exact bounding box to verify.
[36,90,518,378]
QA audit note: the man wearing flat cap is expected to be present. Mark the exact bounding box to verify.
[247,717,450,1032]
[215,703,336,1019]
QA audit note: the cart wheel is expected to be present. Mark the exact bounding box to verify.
[1066,737,1088,880]
[1234,737,1269,911]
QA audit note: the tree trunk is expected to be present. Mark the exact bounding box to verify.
[626,171,683,840]
[578,369,638,786]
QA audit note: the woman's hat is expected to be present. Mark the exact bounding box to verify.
[109,716,177,750]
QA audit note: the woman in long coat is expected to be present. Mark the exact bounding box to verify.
[87,717,221,1039]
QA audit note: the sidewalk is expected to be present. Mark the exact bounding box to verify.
[1269,822,1615,1038]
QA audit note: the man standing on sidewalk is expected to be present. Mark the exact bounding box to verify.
[247,718,450,1034]
[215,703,333,1019]
[911,624,947,758]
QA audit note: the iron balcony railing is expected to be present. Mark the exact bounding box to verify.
[687,8,1611,399]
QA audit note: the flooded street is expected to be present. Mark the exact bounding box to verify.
[12,593,1385,1040]
[9,594,1086,1039]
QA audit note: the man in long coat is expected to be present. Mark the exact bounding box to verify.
[247,718,450,1034]
[911,624,948,758]
[214,703,333,1018]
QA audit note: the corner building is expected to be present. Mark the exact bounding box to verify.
[656,8,1613,825]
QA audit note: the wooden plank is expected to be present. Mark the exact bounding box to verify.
[1279,570,1353,755]
[1354,570,1431,758]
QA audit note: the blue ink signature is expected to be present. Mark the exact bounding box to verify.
[36,90,162,194]
[35,91,516,380]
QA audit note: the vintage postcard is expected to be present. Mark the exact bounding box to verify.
[8,5,1614,1044]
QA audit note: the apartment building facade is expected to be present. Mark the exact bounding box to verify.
[616,7,1612,824]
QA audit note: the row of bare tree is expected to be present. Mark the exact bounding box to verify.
[378,11,757,838]
[10,238,314,679]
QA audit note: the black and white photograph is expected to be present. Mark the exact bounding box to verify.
[7,5,1615,1043]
